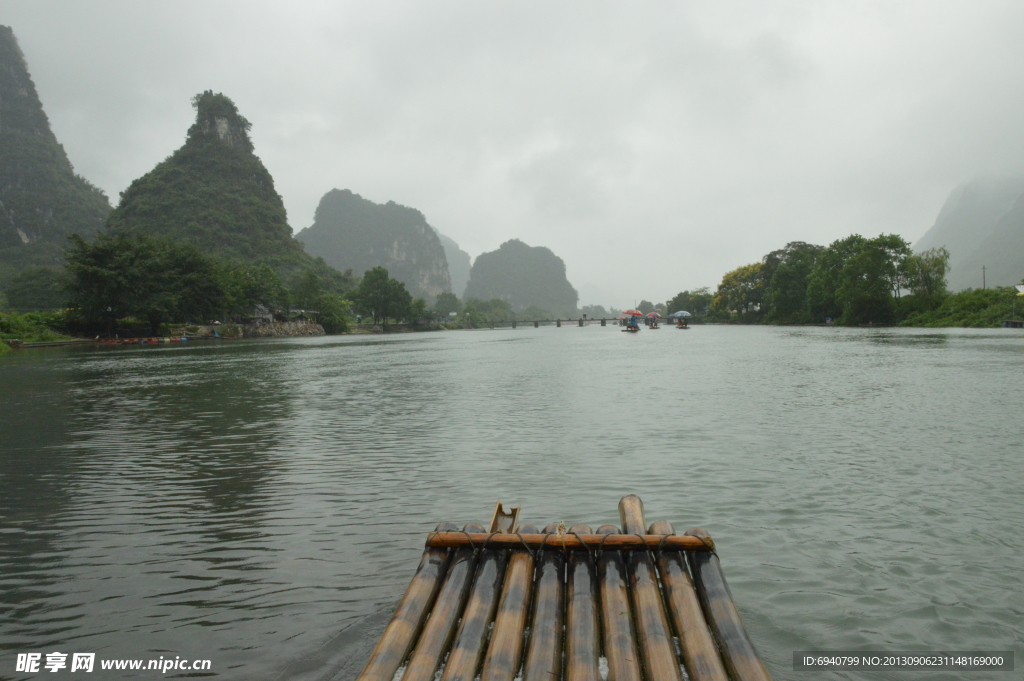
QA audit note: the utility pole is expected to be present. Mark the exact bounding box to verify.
[982,266,986,290]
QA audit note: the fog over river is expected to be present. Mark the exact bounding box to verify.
[1,326,1021,680]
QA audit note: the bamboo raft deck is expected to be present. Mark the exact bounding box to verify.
[356,495,771,681]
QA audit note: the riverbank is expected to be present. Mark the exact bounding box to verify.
[166,321,326,339]
[0,310,72,345]
[0,319,327,354]
[899,286,1024,327]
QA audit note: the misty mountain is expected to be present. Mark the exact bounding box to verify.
[106,91,315,273]
[433,229,471,297]
[296,189,450,301]
[463,239,578,316]
[953,193,1024,291]
[0,25,111,286]
[915,176,1024,290]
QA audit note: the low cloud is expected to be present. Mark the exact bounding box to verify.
[7,0,1024,305]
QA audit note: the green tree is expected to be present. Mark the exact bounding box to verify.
[352,266,412,331]
[898,247,950,316]
[835,234,910,325]
[905,247,950,299]
[666,288,713,323]
[218,263,287,316]
[290,268,323,309]
[435,292,462,316]
[461,298,515,326]
[637,300,655,315]
[713,262,765,320]
[763,242,824,323]
[4,267,66,310]
[806,235,867,321]
[407,298,428,321]
[65,231,224,335]
[519,305,552,321]
[285,267,358,333]
[318,266,358,296]
[315,293,352,334]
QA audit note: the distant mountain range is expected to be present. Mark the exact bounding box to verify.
[915,176,1024,291]
[0,25,111,286]
[2,22,573,312]
[463,238,578,316]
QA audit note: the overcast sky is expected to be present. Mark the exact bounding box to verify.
[4,1,1024,306]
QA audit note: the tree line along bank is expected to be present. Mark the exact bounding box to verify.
[691,234,1023,327]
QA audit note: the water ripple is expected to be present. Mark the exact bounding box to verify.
[1,327,1022,680]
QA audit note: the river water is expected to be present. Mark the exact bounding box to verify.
[1,325,1021,680]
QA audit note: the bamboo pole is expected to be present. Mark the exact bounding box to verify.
[479,523,540,681]
[522,523,566,681]
[426,533,711,551]
[684,527,772,681]
[565,523,601,681]
[401,523,485,681]
[356,521,459,681]
[648,520,729,681]
[596,524,642,681]
[617,496,682,681]
[439,530,511,681]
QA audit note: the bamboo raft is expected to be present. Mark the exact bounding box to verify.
[356,495,771,681]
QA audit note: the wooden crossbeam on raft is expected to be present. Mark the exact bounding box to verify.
[425,531,714,551]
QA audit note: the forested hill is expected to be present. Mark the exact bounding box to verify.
[915,176,1024,290]
[0,25,111,286]
[106,91,316,274]
[296,189,451,302]
[463,239,578,317]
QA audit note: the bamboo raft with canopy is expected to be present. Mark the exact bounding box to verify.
[355,495,772,681]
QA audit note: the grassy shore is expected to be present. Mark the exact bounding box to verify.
[901,287,1023,327]
[0,311,71,343]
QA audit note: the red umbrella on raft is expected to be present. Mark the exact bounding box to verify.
[622,309,643,317]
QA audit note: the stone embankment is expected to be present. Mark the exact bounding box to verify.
[242,321,325,338]
[171,322,325,338]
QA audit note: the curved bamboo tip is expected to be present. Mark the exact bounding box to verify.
[618,495,647,534]
[684,527,715,551]
[647,520,674,535]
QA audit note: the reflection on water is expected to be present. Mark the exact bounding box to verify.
[1,327,1022,680]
